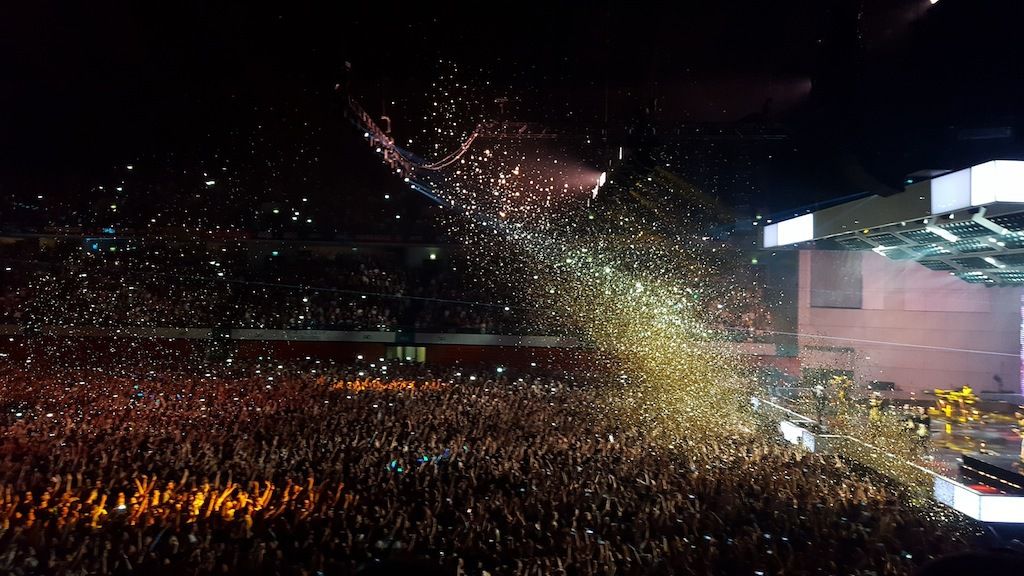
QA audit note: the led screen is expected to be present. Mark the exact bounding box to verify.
[930,168,971,214]
[764,214,814,247]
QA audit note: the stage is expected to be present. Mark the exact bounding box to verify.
[928,416,1024,495]
[758,397,1024,524]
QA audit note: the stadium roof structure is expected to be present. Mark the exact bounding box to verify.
[762,160,1024,286]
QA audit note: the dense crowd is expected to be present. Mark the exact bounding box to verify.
[0,358,1002,576]
[0,251,509,332]
[0,247,534,334]
[0,238,774,337]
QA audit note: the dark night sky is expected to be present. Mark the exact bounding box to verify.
[2,0,1023,219]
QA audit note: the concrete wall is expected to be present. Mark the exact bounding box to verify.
[798,250,1022,393]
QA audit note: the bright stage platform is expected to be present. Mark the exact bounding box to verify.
[757,397,1024,524]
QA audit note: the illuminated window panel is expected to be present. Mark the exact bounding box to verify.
[997,236,1024,250]
[957,271,995,284]
[918,260,956,271]
[950,240,997,253]
[879,247,916,260]
[836,236,874,250]
[995,271,1024,284]
[914,244,953,258]
[939,220,991,239]
[866,233,907,247]
[989,213,1024,234]
[953,257,995,269]
[995,253,1024,266]
[901,228,945,243]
